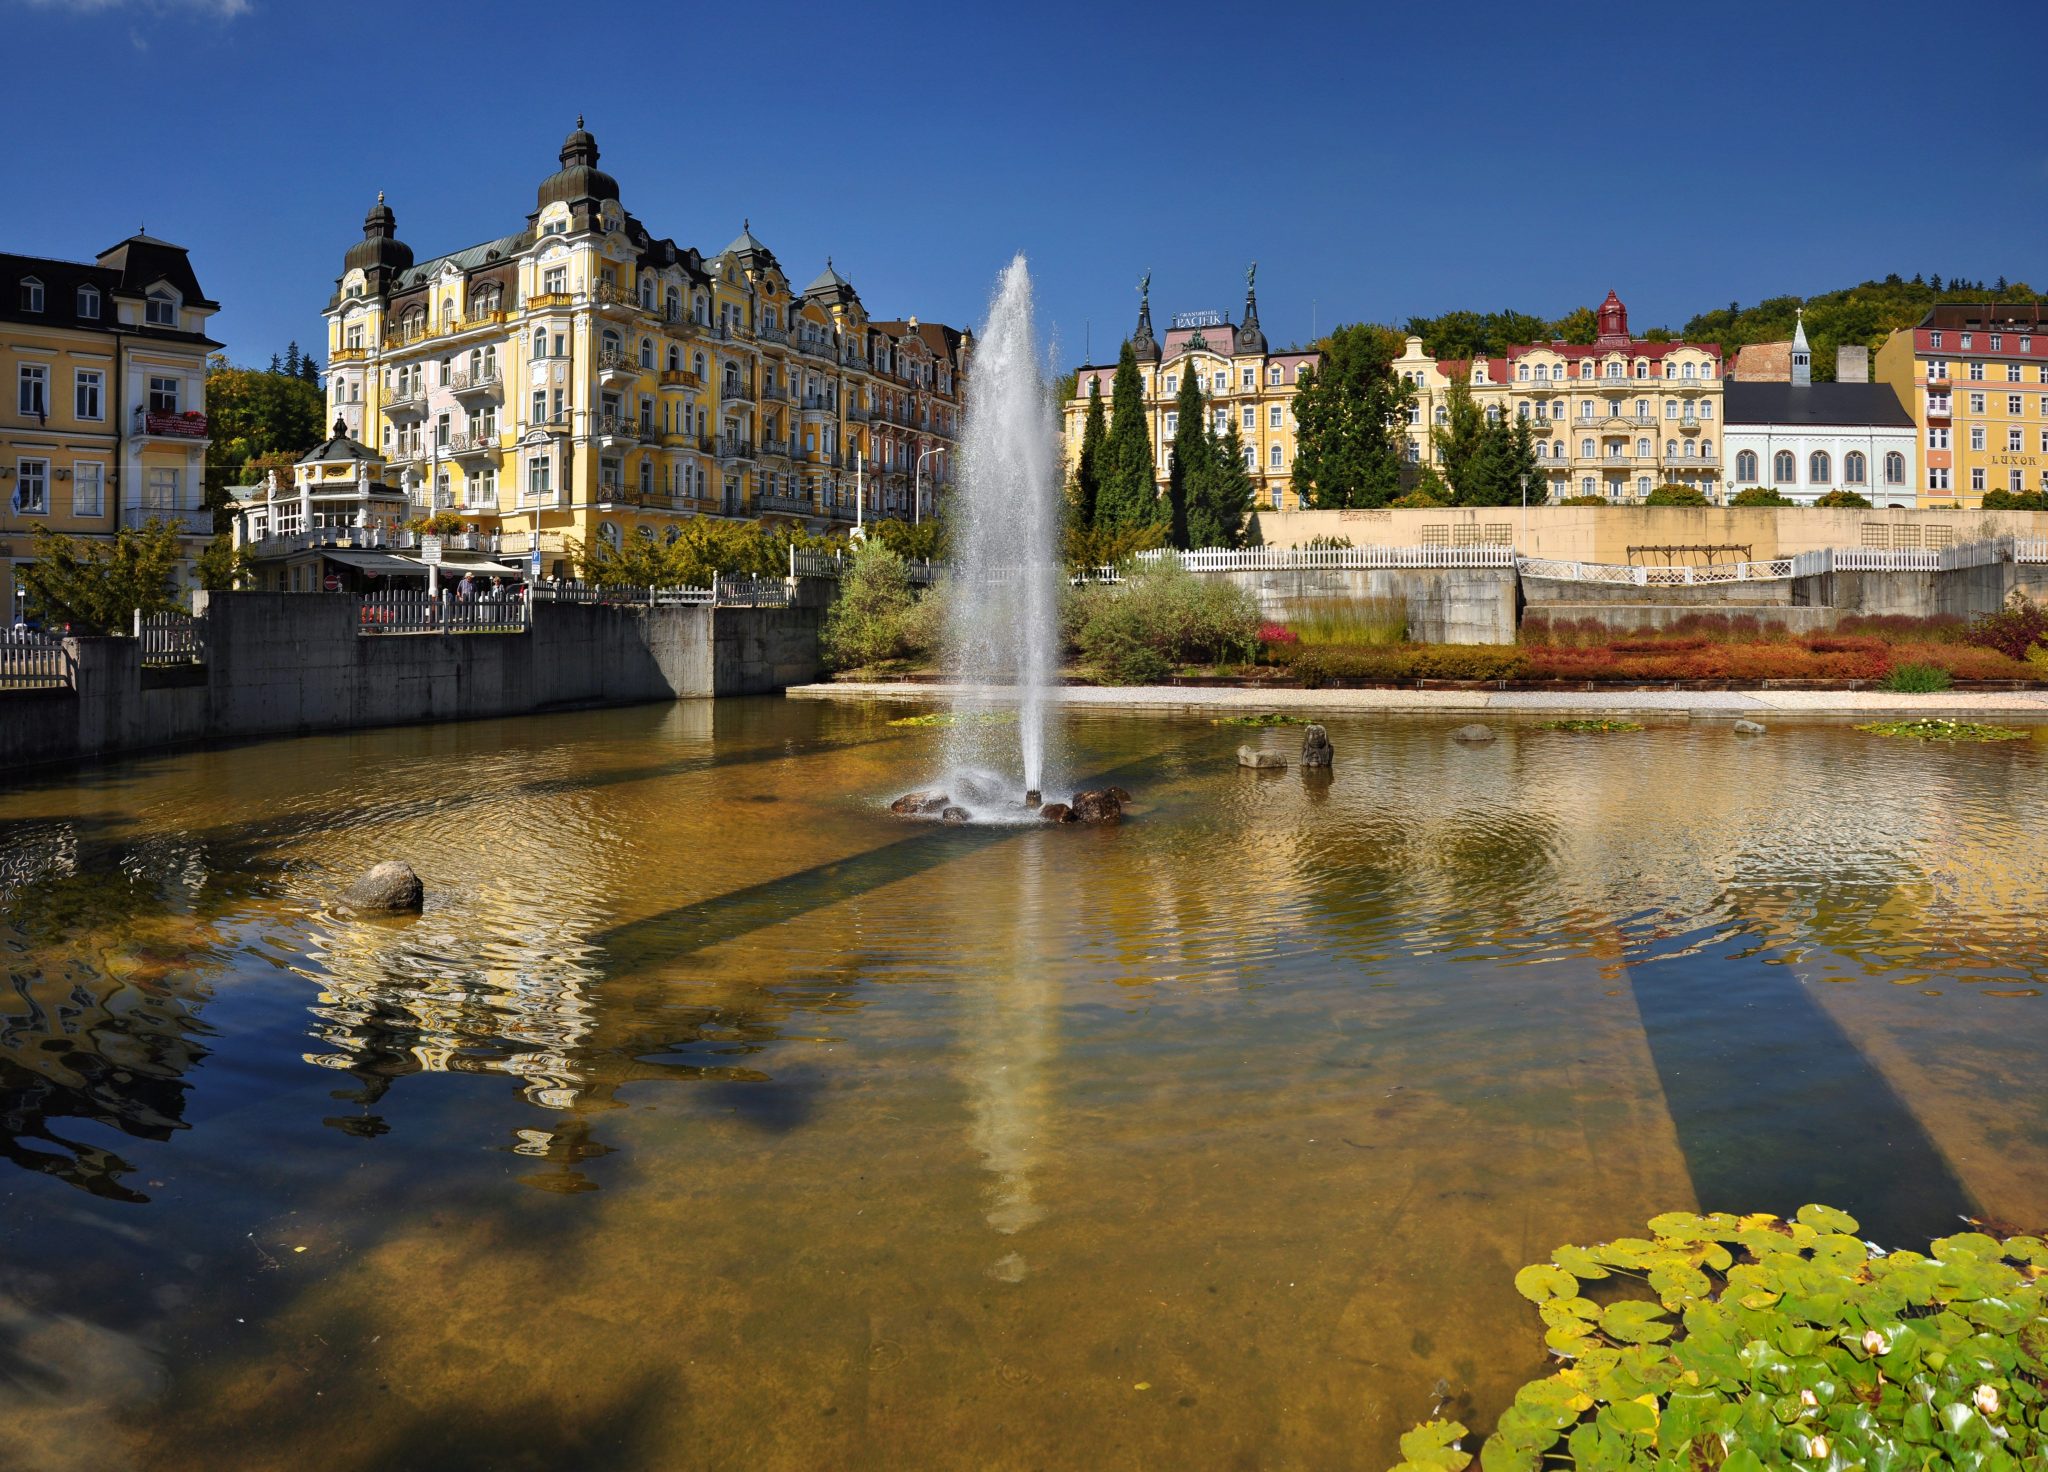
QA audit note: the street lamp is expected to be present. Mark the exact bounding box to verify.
[915,446,943,525]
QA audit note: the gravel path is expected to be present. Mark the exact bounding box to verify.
[789,681,2048,721]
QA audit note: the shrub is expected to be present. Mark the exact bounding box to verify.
[1964,595,2048,661]
[1644,484,1710,507]
[1257,622,1299,646]
[1075,561,1260,676]
[1883,662,1952,692]
[1730,486,1792,507]
[1557,495,1609,507]
[1814,488,1873,508]
[820,541,920,670]
[1283,596,1407,647]
[1982,489,2048,511]
[1384,1205,2048,1472]
[1276,644,1528,686]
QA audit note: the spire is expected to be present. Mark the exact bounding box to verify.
[1131,269,1159,362]
[1791,306,1812,387]
[1236,260,1267,356]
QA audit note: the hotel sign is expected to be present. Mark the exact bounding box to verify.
[1171,310,1225,330]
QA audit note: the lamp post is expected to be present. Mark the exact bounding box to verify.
[915,446,942,525]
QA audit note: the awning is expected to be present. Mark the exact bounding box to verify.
[387,553,526,577]
[323,549,427,575]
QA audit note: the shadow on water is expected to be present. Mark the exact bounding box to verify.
[1618,915,1976,1248]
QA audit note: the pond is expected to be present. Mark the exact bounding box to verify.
[3,698,2046,1470]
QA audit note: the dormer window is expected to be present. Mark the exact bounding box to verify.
[146,288,176,326]
[76,285,100,319]
[20,277,43,312]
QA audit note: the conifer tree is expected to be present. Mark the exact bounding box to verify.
[1166,363,1208,548]
[1291,324,1413,509]
[269,353,282,374]
[283,342,301,378]
[1073,374,1106,528]
[1190,420,1256,548]
[1096,342,1156,530]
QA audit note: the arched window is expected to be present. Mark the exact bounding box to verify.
[1701,439,1713,458]
[1580,438,1595,458]
[532,327,547,359]
[693,351,707,378]
[1844,451,1867,484]
[638,337,654,368]
[1434,405,1448,425]
[598,520,621,551]
[601,329,622,360]
[666,286,681,320]
[1269,444,1283,468]
[1809,451,1831,484]
[1773,450,1796,484]
[1517,363,1529,381]
[1682,362,1696,379]
[667,344,682,371]
[1736,450,1758,482]
[76,285,99,319]
[1666,440,1678,457]
[1636,438,1650,457]
[1884,451,1905,485]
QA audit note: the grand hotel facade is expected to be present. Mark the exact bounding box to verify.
[315,121,967,571]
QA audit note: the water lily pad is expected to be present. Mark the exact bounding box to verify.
[1396,1418,1472,1471]
[1514,1263,1578,1303]
[1795,1204,1860,1235]
[1602,1301,1674,1344]
[1552,1244,1611,1281]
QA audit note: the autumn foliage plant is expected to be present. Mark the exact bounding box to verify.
[1388,1205,2048,1472]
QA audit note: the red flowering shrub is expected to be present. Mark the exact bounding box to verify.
[1258,622,1299,646]
[1963,597,2048,661]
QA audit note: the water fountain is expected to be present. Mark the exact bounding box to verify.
[895,256,1067,822]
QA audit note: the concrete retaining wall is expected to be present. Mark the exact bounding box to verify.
[1523,605,1846,636]
[0,591,820,772]
[1212,566,1519,644]
[1519,575,1795,608]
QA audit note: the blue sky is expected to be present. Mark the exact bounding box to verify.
[6,0,2044,370]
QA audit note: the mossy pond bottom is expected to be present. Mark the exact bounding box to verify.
[3,699,2046,1470]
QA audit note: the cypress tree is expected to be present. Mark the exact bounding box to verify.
[1097,342,1155,530]
[1166,363,1207,548]
[1073,374,1106,528]
[1191,420,1256,548]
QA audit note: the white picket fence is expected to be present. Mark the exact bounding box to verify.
[2015,538,2048,565]
[135,609,202,665]
[530,582,713,606]
[716,575,791,607]
[0,629,69,689]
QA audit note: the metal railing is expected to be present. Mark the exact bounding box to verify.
[531,582,714,606]
[1147,545,1517,572]
[136,609,202,665]
[0,629,70,689]
[715,574,790,607]
[357,588,530,636]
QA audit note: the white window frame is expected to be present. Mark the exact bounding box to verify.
[71,461,105,517]
[16,457,49,512]
[74,368,103,421]
[18,364,49,417]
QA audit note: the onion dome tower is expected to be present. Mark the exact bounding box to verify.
[535,116,620,227]
[343,193,412,296]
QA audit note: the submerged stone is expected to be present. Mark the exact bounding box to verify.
[1238,745,1287,770]
[1301,724,1334,768]
[940,806,971,823]
[1069,790,1124,824]
[1734,718,1767,736]
[1452,724,1497,744]
[890,791,951,816]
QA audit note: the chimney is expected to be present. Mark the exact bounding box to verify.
[1835,345,1868,383]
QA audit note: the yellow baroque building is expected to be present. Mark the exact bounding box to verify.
[1877,303,2048,508]
[3,235,220,617]
[1394,292,1726,504]
[320,120,967,578]
[1064,272,1320,512]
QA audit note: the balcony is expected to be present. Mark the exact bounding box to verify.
[598,347,641,386]
[760,435,792,459]
[755,323,789,346]
[659,368,703,390]
[800,393,838,415]
[120,505,208,534]
[450,367,502,399]
[1678,416,1702,433]
[448,430,499,459]
[719,435,755,460]
[385,385,429,418]
[845,403,870,423]
[1927,398,1953,420]
[331,345,368,363]
[133,408,210,440]
[596,414,652,448]
[755,491,815,516]
[525,291,575,311]
[592,279,645,317]
[761,381,791,404]
[719,382,755,404]
[796,335,837,361]
[1926,368,1953,387]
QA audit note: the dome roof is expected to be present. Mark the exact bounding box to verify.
[536,116,620,210]
[343,192,413,274]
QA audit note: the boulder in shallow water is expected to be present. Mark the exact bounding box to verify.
[1452,723,1497,744]
[1301,724,1334,768]
[1105,786,1133,805]
[891,790,949,816]
[1069,790,1124,824]
[1038,803,1071,823]
[341,860,424,913]
[1733,718,1767,736]
[940,806,971,823]
[1238,745,1287,770]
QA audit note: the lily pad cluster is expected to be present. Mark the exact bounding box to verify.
[1542,719,1646,734]
[1211,712,1314,727]
[1856,719,2029,742]
[1386,1205,2048,1472]
[885,711,1017,728]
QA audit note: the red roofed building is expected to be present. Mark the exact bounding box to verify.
[1392,291,1727,504]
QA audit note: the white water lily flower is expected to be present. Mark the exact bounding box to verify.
[1862,1329,1889,1355]
[1799,1388,1819,1409]
[1976,1384,2001,1416]
[1807,1434,1829,1460]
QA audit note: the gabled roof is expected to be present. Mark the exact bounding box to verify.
[804,258,856,297]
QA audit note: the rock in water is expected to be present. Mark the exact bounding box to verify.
[1301,724,1334,768]
[1069,790,1124,824]
[1238,744,1287,770]
[1452,723,1497,744]
[341,860,424,913]
[890,790,949,816]
[1104,786,1133,805]
[940,806,971,823]
[1038,803,1071,823]
[1733,718,1767,736]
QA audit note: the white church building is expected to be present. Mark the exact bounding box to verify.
[1723,312,1917,507]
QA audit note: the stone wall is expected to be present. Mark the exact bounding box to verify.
[0,591,820,772]
[1212,566,1518,644]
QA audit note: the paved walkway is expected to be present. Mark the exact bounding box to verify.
[789,681,2048,721]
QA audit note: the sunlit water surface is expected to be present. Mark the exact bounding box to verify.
[3,699,2047,1470]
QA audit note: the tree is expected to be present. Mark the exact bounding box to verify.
[268,353,282,374]
[204,355,325,516]
[1644,484,1711,506]
[298,351,321,386]
[1554,306,1599,344]
[1166,363,1207,547]
[18,519,183,632]
[1189,420,1255,548]
[197,532,255,590]
[1431,379,1488,499]
[1291,323,1413,509]
[1814,488,1872,508]
[820,540,919,670]
[1072,374,1106,529]
[283,342,301,379]
[1095,342,1156,531]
